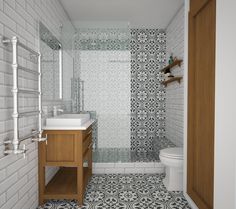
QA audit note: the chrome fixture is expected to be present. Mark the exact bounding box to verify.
[2,36,47,157]
[71,78,84,113]
[80,79,85,112]
[59,45,63,99]
[53,106,64,117]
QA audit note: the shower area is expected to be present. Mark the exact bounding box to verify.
[68,23,175,163]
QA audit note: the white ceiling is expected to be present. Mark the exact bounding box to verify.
[59,0,184,29]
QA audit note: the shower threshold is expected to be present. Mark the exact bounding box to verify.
[92,148,164,174]
[93,148,160,163]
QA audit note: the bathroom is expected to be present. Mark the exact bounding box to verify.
[0,0,235,209]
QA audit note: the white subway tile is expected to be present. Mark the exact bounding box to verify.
[0,121,5,134]
[15,0,25,9]
[104,168,125,174]
[4,0,15,9]
[144,167,164,174]
[0,192,6,207]
[115,163,135,168]
[0,169,6,182]
[0,22,3,35]
[24,191,37,209]
[0,154,17,170]
[166,6,185,146]
[25,2,36,19]
[0,10,16,31]
[4,3,25,28]
[11,193,28,209]
[0,173,17,194]
[18,158,36,178]
[92,168,105,174]
[28,184,38,198]
[15,2,34,26]
[0,0,88,208]
[154,162,164,168]
[16,24,34,45]
[6,174,27,199]
[6,157,27,176]
[1,193,18,209]
[124,168,145,174]
[18,175,35,199]
[134,162,155,168]
[94,163,115,168]
[0,0,3,11]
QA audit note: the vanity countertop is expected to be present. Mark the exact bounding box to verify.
[43,119,95,130]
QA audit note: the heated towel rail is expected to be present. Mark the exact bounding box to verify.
[2,36,47,157]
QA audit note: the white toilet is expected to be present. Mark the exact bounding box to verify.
[159,147,184,191]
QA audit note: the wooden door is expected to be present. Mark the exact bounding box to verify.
[187,0,216,209]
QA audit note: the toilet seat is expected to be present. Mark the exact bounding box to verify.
[160,147,183,159]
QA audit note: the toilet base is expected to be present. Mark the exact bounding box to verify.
[163,166,183,191]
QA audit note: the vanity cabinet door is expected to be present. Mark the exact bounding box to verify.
[46,133,75,162]
[41,130,81,166]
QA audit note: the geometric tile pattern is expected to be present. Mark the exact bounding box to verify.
[130,29,167,152]
[38,174,192,209]
[40,22,61,50]
[75,28,130,51]
[153,137,176,158]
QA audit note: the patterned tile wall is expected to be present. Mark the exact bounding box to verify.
[130,29,167,152]
[75,28,130,51]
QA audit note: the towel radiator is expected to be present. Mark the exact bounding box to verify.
[2,36,47,157]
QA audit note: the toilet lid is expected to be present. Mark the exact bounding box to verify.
[160,147,183,159]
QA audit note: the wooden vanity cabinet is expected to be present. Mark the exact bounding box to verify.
[38,126,93,205]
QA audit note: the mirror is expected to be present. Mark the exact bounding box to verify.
[63,51,73,101]
[40,22,62,101]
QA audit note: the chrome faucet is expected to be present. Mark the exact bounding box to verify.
[53,106,64,117]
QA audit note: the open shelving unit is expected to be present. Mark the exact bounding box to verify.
[160,59,183,86]
[44,167,91,200]
[44,168,77,200]
[160,59,183,73]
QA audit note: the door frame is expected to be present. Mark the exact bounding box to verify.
[182,1,236,208]
[183,0,198,208]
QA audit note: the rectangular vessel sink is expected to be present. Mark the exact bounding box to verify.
[46,113,90,127]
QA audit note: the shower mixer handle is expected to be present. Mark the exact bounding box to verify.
[53,106,64,117]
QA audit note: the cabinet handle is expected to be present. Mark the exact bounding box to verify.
[87,130,92,135]
[88,142,93,149]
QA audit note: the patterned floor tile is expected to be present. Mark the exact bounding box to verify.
[38,174,191,209]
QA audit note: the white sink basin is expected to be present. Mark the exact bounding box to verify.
[46,113,90,127]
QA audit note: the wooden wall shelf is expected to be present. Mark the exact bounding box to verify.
[162,76,182,86]
[160,59,183,73]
